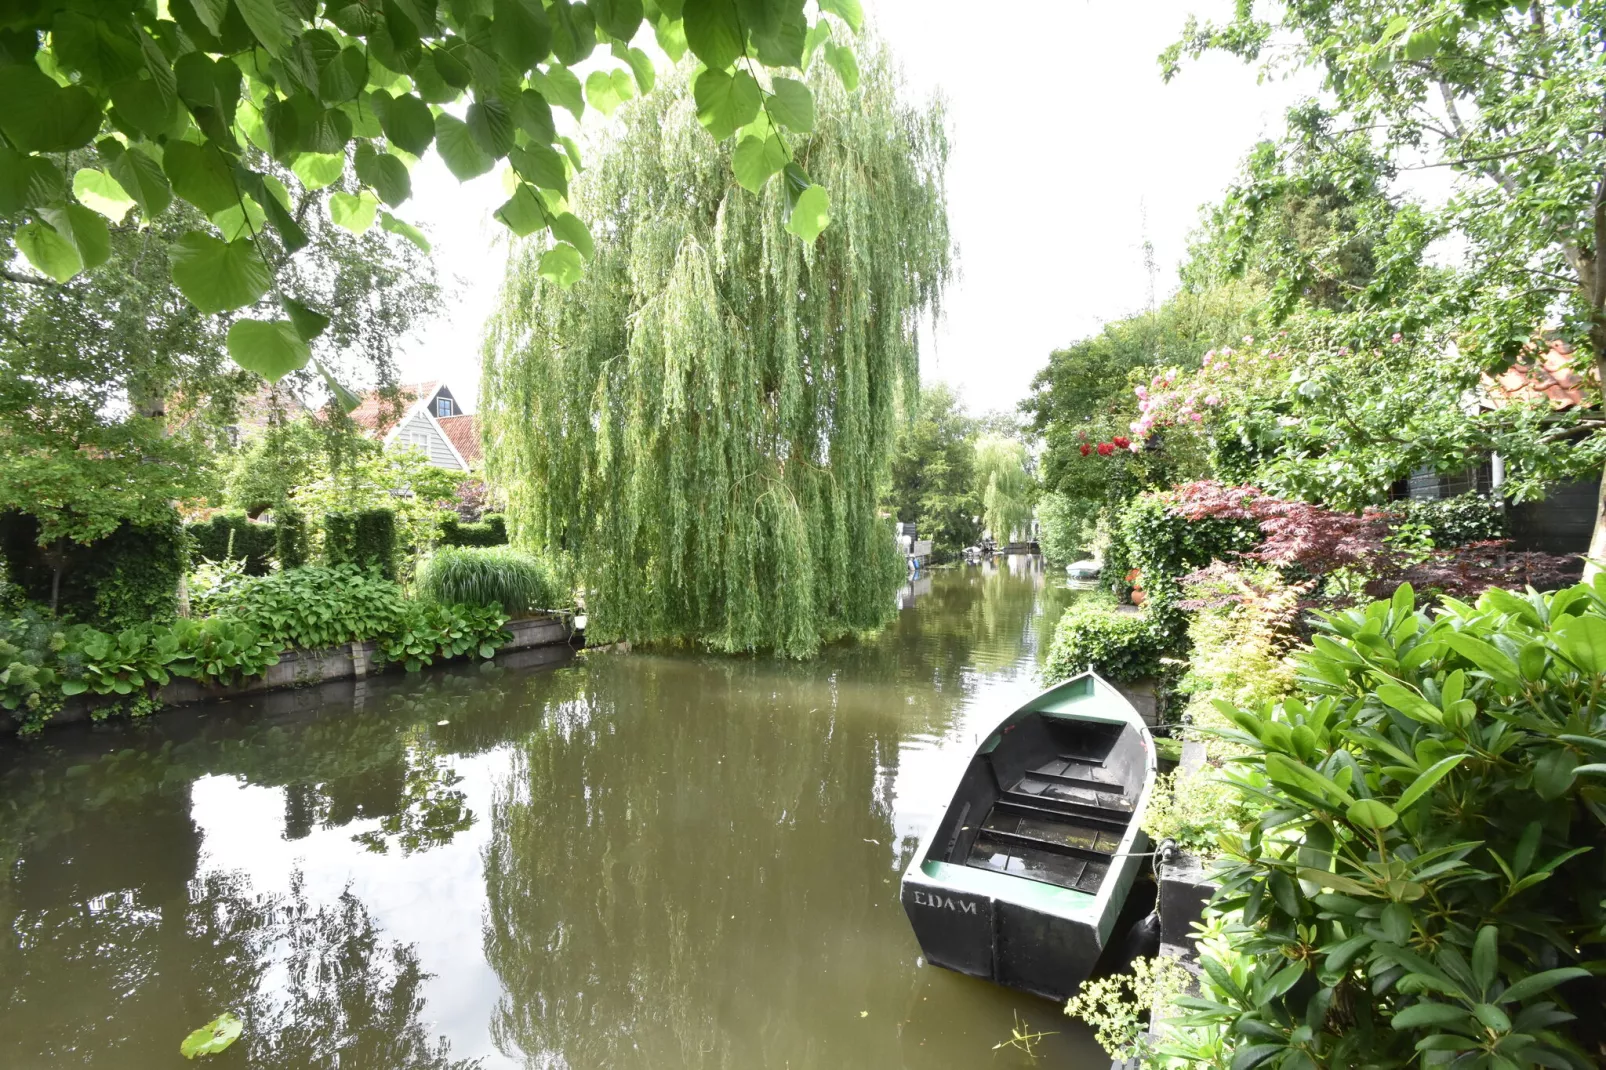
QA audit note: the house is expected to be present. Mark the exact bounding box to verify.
[349,381,481,472]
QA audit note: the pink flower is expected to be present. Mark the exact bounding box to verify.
[1391,333,1402,344]
[1189,412,1204,422]
[1135,386,1149,400]
[1205,394,1221,406]
[1128,441,1142,453]
[1164,369,1177,384]
[1338,347,1350,356]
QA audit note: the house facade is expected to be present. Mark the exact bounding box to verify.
[350,381,481,472]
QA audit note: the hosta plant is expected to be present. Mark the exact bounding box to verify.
[376,602,509,673]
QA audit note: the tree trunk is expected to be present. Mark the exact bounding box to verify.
[1586,349,1606,580]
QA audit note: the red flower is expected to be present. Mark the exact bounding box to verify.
[1112,435,1130,449]
[1079,443,1091,456]
[1097,442,1114,456]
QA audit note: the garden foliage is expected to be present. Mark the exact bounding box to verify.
[0,510,186,627]
[1044,601,1170,685]
[200,564,406,650]
[416,546,559,617]
[275,506,310,570]
[189,512,278,576]
[323,509,400,581]
[377,602,510,673]
[1161,582,1606,1068]
[439,515,509,548]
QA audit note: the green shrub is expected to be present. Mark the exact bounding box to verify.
[1044,602,1170,683]
[274,506,309,570]
[202,565,407,650]
[416,546,558,615]
[187,513,277,576]
[376,602,510,672]
[0,511,187,627]
[1112,491,1260,617]
[323,508,398,579]
[439,514,509,547]
[1165,581,1606,1067]
[1395,490,1507,547]
[0,609,65,726]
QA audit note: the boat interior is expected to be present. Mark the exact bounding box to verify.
[932,711,1146,896]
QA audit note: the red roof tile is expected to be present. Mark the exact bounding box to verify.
[437,413,481,466]
[1482,341,1596,410]
[348,381,441,435]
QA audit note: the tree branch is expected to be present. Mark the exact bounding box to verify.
[0,267,58,288]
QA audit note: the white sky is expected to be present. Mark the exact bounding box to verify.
[392,1,1318,416]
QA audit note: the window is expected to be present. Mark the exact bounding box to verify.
[436,397,453,417]
[406,430,430,451]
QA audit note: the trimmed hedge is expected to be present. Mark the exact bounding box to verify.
[189,513,277,576]
[1395,490,1506,547]
[0,511,186,628]
[1044,602,1171,684]
[275,506,309,570]
[440,514,509,547]
[324,508,398,580]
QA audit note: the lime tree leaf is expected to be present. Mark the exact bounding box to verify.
[39,203,111,270]
[281,296,330,341]
[163,141,240,214]
[492,0,552,69]
[316,359,363,413]
[14,222,83,283]
[180,1012,244,1060]
[329,190,379,234]
[731,133,787,192]
[227,319,310,383]
[537,241,584,288]
[822,41,859,91]
[494,183,549,236]
[530,64,585,119]
[652,9,688,61]
[550,212,593,258]
[803,18,831,69]
[558,135,584,172]
[379,210,431,251]
[515,88,557,142]
[379,92,435,154]
[290,152,345,190]
[693,67,760,140]
[188,0,229,36]
[618,43,655,93]
[112,76,187,139]
[751,4,805,68]
[0,65,103,152]
[593,0,644,40]
[355,143,412,205]
[236,0,291,55]
[683,0,744,70]
[169,231,272,313]
[0,149,67,213]
[108,146,172,217]
[818,0,863,32]
[585,70,627,117]
[72,168,136,221]
[768,77,814,132]
[434,113,495,180]
[508,143,568,194]
[467,97,516,156]
[211,195,266,240]
[1346,798,1398,829]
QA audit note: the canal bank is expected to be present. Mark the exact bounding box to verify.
[0,560,1112,1069]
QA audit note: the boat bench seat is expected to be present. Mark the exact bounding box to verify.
[961,767,1136,894]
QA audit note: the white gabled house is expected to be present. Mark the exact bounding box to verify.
[350,381,481,472]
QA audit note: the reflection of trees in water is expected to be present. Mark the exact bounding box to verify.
[483,655,915,1069]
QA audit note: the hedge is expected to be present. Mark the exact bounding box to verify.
[324,508,399,580]
[440,514,509,547]
[188,513,277,576]
[0,510,186,629]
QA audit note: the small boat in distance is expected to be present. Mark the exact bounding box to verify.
[900,672,1157,1001]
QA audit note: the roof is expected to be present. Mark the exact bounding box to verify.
[349,381,441,435]
[1482,341,1597,410]
[436,413,482,465]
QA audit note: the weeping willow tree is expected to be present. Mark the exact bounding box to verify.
[975,437,1037,544]
[481,47,951,657]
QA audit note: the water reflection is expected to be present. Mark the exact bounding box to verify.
[0,563,1107,1068]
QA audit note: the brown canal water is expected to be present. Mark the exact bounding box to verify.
[0,558,1115,1069]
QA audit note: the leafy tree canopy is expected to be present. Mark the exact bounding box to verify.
[886,382,980,554]
[0,0,865,381]
[973,435,1035,545]
[481,45,951,656]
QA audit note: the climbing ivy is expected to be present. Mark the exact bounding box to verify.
[0,0,862,383]
[481,45,950,656]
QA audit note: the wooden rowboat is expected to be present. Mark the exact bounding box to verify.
[900,671,1157,1000]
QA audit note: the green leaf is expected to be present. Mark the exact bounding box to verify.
[227,319,311,383]
[532,64,586,119]
[187,0,230,36]
[1498,967,1590,1004]
[0,65,103,153]
[785,183,830,243]
[210,195,266,240]
[290,152,346,190]
[550,212,594,258]
[355,143,412,206]
[1472,926,1497,994]
[72,168,136,222]
[180,1012,243,1059]
[281,296,330,341]
[1346,798,1398,829]
[467,96,516,156]
[538,242,584,288]
[750,3,805,68]
[731,133,788,192]
[435,113,495,179]
[1533,747,1577,801]
[693,67,761,140]
[0,149,67,214]
[818,0,863,32]
[379,92,436,154]
[163,140,240,214]
[14,222,83,283]
[111,77,186,140]
[1391,1002,1472,1029]
[683,0,745,70]
[593,0,644,41]
[1376,683,1443,724]
[316,359,362,413]
[619,44,656,93]
[822,41,858,90]
[493,0,552,70]
[38,202,109,270]
[379,210,431,251]
[768,77,815,132]
[108,146,172,217]
[585,69,636,117]
[516,89,558,142]
[548,0,597,65]
[329,190,380,234]
[236,0,291,55]
[558,136,584,172]
[653,9,688,61]
[1554,614,1606,674]
[493,183,549,237]
[168,232,272,313]
[508,143,569,195]
[1395,754,1464,812]
[802,18,832,69]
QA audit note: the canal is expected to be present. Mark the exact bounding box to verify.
[0,559,1111,1068]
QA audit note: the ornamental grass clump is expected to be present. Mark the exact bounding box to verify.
[416,547,559,617]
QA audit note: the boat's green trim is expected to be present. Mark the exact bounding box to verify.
[919,860,1100,919]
